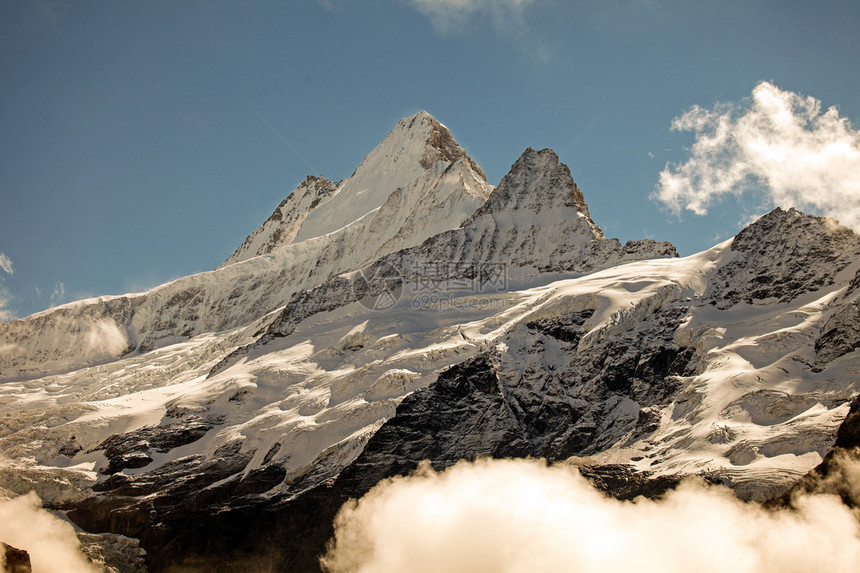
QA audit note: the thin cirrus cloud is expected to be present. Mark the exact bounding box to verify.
[407,0,536,33]
[49,281,66,308]
[321,457,860,573]
[0,290,12,322]
[0,253,12,276]
[652,81,860,231]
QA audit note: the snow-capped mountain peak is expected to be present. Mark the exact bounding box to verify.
[291,111,487,245]
[709,206,860,308]
[471,147,590,219]
[466,147,603,240]
[0,112,492,379]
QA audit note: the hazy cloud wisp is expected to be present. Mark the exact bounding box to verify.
[0,289,13,322]
[0,492,98,573]
[322,457,860,573]
[0,253,12,276]
[0,252,13,321]
[653,81,860,231]
[408,0,535,33]
[50,281,65,308]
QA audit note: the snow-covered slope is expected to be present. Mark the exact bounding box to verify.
[0,112,492,380]
[0,141,681,501]
[221,111,488,268]
[317,211,859,505]
[291,111,487,244]
[247,146,677,346]
[0,110,858,572]
[2,207,856,571]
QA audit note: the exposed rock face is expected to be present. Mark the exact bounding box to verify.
[1,542,31,573]
[69,439,255,540]
[622,238,679,260]
[815,302,860,367]
[469,147,594,223]
[709,207,860,307]
[334,354,532,496]
[704,208,860,374]
[335,302,695,499]
[420,112,487,181]
[95,417,214,475]
[77,532,148,573]
[833,394,860,451]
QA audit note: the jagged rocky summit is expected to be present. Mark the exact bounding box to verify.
[0,112,858,573]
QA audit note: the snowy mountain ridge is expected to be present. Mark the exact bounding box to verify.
[0,112,858,572]
[220,174,341,268]
[0,112,492,380]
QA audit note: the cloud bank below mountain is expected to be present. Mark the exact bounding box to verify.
[322,457,860,573]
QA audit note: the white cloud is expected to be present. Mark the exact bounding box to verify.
[50,281,65,307]
[0,492,99,573]
[652,81,860,231]
[0,252,12,276]
[408,0,536,33]
[322,457,860,573]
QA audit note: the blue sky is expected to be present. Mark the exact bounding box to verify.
[1,0,859,320]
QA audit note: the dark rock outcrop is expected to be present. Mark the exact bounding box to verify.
[419,112,487,181]
[68,440,254,540]
[94,418,213,475]
[710,208,860,307]
[334,354,532,496]
[1,542,31,573]
[577,464,682,500]
[814,302,860,367]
